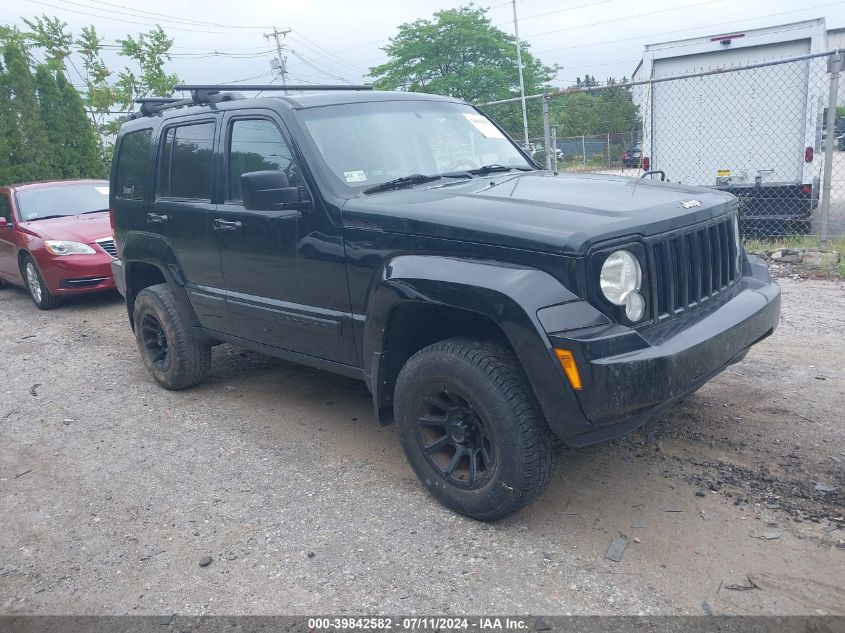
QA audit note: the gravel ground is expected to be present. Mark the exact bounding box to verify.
[0,278,843,615]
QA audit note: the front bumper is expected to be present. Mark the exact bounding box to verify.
[544,258,780,447]
[37,252,116,296]
[111,258,126,297]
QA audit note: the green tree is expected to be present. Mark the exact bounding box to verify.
[549,87,638,137]
[33,64,64,178]
[369,6,556,104]
[76,25,117,137]
[1,40,50,183]
[24,15,180,135]
[23,15,71,72]
[0,56,12,184]
[58,71,106,177]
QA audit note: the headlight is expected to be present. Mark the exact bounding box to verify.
[600,249,646,321]
[44,240,97,255]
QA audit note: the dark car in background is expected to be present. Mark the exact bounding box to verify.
[0,180,116,309]
[622,143,642,168]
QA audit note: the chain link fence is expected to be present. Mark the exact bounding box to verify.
[480,51,845,242]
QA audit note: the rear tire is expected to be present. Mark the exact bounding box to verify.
[22,255,61,310]
[394,338,559,521]
[132,283,211,390]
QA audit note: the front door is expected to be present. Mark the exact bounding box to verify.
[150,117,229,331]
[213,112,356,365]
[0,193,18,281]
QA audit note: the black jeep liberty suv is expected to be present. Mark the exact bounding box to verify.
[109,85,780,520]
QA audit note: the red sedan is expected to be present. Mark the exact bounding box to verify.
[0,179,116,309]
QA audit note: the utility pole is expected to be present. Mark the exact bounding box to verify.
[265,27,291,93]
[512,0,530,150]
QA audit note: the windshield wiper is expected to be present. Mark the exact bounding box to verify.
[80,208,110,214]
[363,174,443,195]
[466,164,534,176]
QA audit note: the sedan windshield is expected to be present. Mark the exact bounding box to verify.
[16,183,109,221]
[297,100,533,194]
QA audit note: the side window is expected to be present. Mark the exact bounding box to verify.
[0,195,12,222]
[114,129,152,201]
[227,119,304,202]
[158,121,215,200]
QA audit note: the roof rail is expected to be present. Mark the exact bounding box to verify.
[173,83,373,92]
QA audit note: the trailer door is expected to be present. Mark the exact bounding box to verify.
[651,39,810,187]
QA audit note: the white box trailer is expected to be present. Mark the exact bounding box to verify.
[633,19,828,235]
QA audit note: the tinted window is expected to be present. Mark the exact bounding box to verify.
[228,119,303,201]
[16,184,109,221]
[114,129,152,200]
[0,195,11,222]
[159,122,215,199]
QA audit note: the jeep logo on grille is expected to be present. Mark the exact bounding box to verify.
[680,200,701,209]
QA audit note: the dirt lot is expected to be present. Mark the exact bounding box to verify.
[0,278,843,615]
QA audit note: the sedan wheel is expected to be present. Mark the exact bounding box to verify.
[25,262,42,304]
[22,255,60,310]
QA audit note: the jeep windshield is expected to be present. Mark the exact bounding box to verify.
[297,100,534,195]
[16,183,110,221]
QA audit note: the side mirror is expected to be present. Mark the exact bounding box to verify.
[241,170,304,211]
[0,217,10,229]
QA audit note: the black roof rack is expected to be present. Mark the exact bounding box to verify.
[173,83,373,92]
[128,89,246,119]
[127,83,373,119]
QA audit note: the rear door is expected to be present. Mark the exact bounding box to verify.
[150,117,229,331]
[213,110,357,365]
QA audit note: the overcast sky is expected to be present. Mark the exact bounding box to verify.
[2,0,844,96]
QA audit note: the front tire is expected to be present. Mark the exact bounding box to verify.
[22,255,61,310]
[132,283,211,390]
[394,338,559,521]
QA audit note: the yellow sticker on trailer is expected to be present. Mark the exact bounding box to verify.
[717,169,732,177]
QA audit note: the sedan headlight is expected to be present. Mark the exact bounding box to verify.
[44,240,97,255]
[600,249,645,321]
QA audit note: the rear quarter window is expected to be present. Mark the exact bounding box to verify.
[114,129,153,201]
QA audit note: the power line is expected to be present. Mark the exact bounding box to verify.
[533,0,843,55]
[288,31,367,74]
[59,0,272,30]
[521,0,723,40]
[221,71,275,84]
[492,0,616,28]
[280,0,522,68]
[288,48,354,84]
[22,0,268,35]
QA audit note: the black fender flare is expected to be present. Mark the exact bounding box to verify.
[121,232,202,332]
[362,255,588,439]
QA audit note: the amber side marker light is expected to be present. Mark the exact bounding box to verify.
[554,349,582,391]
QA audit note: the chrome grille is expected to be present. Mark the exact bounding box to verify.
[650,214,741,320]
[96,237,117,258]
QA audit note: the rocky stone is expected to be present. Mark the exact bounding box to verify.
[802,250,839,269]
[771,249,803,264]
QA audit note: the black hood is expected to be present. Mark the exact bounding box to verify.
[343,172,736,255]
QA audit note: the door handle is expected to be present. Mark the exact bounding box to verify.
[146,213,169,224]
[212,218,243,231]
